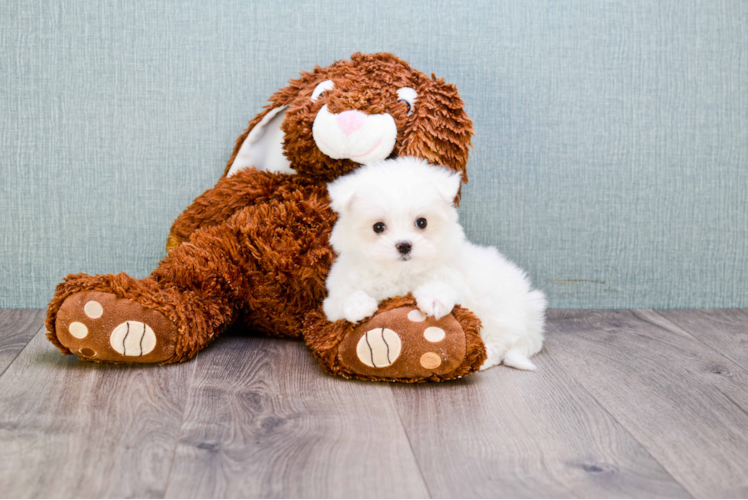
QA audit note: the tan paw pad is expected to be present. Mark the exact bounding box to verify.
[356,328,402,368]
[420,352,442,369]
[407,309,426,322]
[84,300,103,319]
[110,321,157,357]
[68,322,88,339]
[423,326,445,342]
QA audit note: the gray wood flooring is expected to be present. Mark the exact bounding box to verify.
[0,309,746,498]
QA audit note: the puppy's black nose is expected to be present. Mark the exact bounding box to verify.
[396,241,412,255]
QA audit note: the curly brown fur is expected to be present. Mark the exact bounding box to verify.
[167,168,320,250]
[153,172,336,340]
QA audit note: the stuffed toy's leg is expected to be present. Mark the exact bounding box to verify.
[47,186,338,364]
[46,218,254,364]
[165,168,313,252]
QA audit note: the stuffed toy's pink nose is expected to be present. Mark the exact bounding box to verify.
[336,110,367,136]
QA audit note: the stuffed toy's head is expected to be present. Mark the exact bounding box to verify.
[225,52,474,183]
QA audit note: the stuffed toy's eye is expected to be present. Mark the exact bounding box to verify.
[396,87,418,115]
[415,217,427,229]
[373,222,386,234]
[311,80,334,102]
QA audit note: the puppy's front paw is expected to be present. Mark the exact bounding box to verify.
[416,296,453,320]
[414,282,458,320]
[343,291,379,324]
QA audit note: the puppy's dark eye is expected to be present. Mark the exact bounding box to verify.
[373,222,386,234]
[415,218,427,229]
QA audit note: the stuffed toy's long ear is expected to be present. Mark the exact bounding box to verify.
[225,105,292,176]
[402,76,474,184]
[327,175,359,214]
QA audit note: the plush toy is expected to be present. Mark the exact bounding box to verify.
[46,53,487,382]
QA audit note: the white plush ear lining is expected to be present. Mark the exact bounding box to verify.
[227,106,293,176]
[327,176,358,214]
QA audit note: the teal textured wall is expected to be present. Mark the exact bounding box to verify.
[1,0,747,309]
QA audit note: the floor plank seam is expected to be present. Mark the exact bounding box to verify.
[161,352,200,499]
[541,342,695,498]
[0,325,45,380]
[388,383,434,499]
[644,310,748,374]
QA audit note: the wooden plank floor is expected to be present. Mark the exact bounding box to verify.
[0,310,746,498]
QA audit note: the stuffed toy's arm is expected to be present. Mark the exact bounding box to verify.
[166,168,300,252]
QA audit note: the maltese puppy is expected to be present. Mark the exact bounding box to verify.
[323,157,546,371]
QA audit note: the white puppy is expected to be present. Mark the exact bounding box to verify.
[323,157,547,371]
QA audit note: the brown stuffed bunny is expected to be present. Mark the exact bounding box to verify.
[46,53,486,382]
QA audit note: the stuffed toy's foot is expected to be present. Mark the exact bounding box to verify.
[305,295,487,383]
[53,290,177,363]
[46,272,228,364]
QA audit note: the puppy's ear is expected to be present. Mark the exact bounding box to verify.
[433,169,464,205]
[327,175,358,214]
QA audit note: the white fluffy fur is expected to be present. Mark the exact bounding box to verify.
[324,157,547,371]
